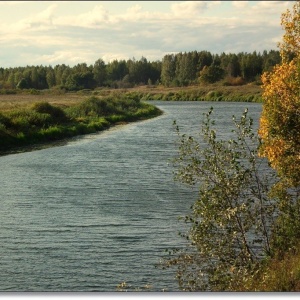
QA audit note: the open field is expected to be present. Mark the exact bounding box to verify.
[0,93,86,112]
[0,83,263,112]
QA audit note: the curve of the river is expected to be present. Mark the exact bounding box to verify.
[0,101,262,291]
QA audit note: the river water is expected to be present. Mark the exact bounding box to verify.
[0,101,262,292]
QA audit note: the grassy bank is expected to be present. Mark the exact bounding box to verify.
[0,93,162,155]
[85,83,262,103]
[0,83,262,110]
[137,83,262,102]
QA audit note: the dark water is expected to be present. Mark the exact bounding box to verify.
[0,101,262,291]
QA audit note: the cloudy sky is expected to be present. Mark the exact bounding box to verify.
[0,1,294,68]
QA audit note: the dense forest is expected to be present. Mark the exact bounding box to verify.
[0,50,281,92]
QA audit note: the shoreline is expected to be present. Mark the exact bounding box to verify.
[0,111,163,157]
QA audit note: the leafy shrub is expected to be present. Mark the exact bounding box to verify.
[160,108,278,291]
[67,97,116,118]
[31,101,67,123]
[8,109,52,130]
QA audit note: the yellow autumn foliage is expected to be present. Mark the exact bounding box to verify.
[279,0,300,62]
[259,1,300,186]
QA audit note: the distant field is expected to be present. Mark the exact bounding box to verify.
[130,83,262,94]
[0,83,263,112]
[0,93,85,111]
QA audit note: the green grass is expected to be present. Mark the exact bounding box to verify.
[137,88,262,102]
[0,94,162,154]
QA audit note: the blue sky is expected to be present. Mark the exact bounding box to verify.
[0,1,294,67]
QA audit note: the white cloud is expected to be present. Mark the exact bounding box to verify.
[170,1,221,18]
[0,1,296,67]
[56,4,112,28]
[4,4,57,33]
[33,50,95,65]
[250,1,294,15]
[171,1,207,16]
[232,1,249,9]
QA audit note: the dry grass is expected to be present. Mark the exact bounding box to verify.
[230,244,300,291]
[0,84,263,113]
[0,93,87,112]
[128,83,262,94]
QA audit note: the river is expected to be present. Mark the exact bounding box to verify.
[0,101,262,291]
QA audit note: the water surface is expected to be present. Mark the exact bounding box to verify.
[0,101,262,291]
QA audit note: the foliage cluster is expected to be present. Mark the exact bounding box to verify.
[0,50,280,92]
[258,0,300,254]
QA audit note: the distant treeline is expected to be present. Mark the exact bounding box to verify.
[0,50,281,91]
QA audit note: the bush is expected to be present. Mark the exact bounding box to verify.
[8,109,52,130]
[31,101,67,123]
[160,108,278,291]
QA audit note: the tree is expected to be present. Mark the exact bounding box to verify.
[198,50,213,71]
[199,64,224,84]
[160,108,277,291]
[106,60,128,83]
[175,52,197,86]
[148,60,161,85]
[46,67,56,88]
[262,50,281,73]
[161,54,176,86]
[240,52,263,81]
[259,1,300,252]
[278,0,300,63]
[93,58,107,87]
[65,72,96,91]
[259,1,300,187]
[16,78,29,89]
[126,56,153,85]
[221,53,241,78]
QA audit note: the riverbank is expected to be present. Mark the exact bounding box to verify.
[0,93,163,155]
[82,82,262,103]
[0,82,262,110]
[128,82,262,102]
